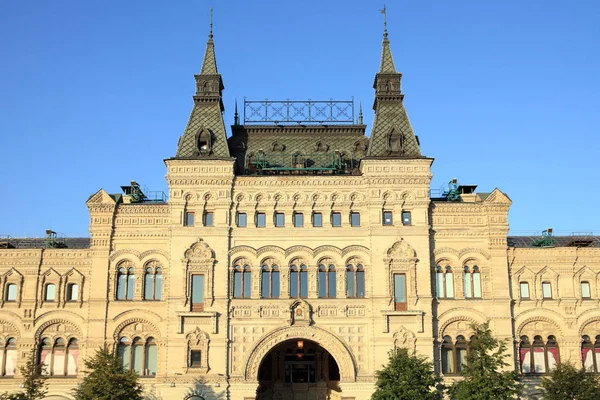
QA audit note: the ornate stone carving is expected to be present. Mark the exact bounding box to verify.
[289,299,312,326]
[393,326,416,352]
[387,238,416,260]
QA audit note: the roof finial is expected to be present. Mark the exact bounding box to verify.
[358,102,363,125]
[234,99,239,125]
[209,7,213,39]
[379,4,387,38]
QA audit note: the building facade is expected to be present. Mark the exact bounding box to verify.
[0,21,599,400]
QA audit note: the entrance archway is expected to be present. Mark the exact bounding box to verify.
[244,326,357,383]
[256,339,340,400]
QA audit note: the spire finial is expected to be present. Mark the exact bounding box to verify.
[209,7,214,39]
[234,99,240,125]
[379,4,387,38]
[358,102,363,125]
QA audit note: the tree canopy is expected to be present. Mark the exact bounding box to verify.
[447,322,520,400]
[372,347,442,400]
[72,346,143,400]
[541,362,600,400]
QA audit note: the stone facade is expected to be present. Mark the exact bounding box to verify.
[0,22,598,400]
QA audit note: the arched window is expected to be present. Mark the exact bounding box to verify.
[144,266,163,301]
[44,283,56,302]
[520,335,559,374]
[2,338,17,376]
[5,283,17,302]
[261,265,280,298]
[233,265,251,298]
[441,335,469,375]
[436,265,454,298]
[387,129,404,154]
[197,130,212,154]
[346,264,365,298]
[318,264,336,298]
[117,266,135,300]
[582,335,600,372]
[441,336,455,374]
[290,265,308,298]
[37,337,78,376]
[463,266,482,299]
[117,336,157,376]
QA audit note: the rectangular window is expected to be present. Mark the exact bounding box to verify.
[293,213,304,227]
[581,282,591,299]
[331,212,341,227]
[203,211,214,227]
[256,212,266,228]
[44,284,56,301]
[519,282,530,299]
[274,212,285,227]
[401,211,411,225]
[542,282,552,299]
[190,350,202,367]
[383,211,393,226]
[350,212,360,227]
[191,275,205,312]
[394,274,407,311]
[66,283,79,301]
[6,284,17,301]
[312,212,323,227]
[184,212,195,227]
[236,212,247,227]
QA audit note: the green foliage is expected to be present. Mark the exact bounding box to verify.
[0,348,48,400]
[541,362,600,400]
[72,346,143,400]
[372,347,442,400]
[448,322,520,400]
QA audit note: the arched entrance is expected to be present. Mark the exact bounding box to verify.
[256,339,340,400]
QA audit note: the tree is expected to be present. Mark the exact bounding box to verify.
[447,322,520,400]
[0,348,48,400]
[541,362,600,400]
[72,346,143,400]
[372,347,442,400]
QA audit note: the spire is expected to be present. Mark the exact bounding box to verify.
[358,102,363,125]
[200,7,218,74]
[234,99,240,125]
[379,5,396,73]
[174,8,230,159]
[367,8,422,158]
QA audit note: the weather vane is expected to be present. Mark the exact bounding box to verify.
[379,4,387,37]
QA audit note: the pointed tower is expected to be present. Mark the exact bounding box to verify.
[174,12,230,159]
[367,21,421,158]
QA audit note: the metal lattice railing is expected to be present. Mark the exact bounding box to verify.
[244,99,354,124]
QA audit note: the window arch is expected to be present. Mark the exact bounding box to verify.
[318,264,336,298]
[233,265,251,298]
[197,129,212,154]
[519,335,559,374]
[436,265,454,298]
[463,265,481,299]
[346,263,365,298]
[38,337,79,376]
[387,129,404,154]
[441,335,469,375]
[116,264,135,300]
[143,264,163,301]
[582,335,600,372]
[1,338,17,376]
[117,336,157,376]
[290,264,308,298]
[261,265,280,298]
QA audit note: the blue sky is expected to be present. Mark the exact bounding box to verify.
[0,0,599,238]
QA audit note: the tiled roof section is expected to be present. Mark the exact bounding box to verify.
[1,238,91,249]
[508,236,600,248]
[367,101,421,157]
[380,36,396,73]
[228,125,368,174]
[200,36,218,74]
[176,103,230,158]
